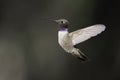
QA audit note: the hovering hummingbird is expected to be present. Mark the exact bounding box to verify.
[54,19,106,62]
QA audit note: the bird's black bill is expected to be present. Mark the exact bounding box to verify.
[40,18,57,23]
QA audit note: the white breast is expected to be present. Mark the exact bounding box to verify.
[58,31,68,45]
[58,31,74,53]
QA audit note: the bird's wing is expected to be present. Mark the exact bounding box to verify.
[69,24,106,45]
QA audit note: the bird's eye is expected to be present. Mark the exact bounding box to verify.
[61,21,63,23]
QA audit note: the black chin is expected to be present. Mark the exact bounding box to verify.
[60,24,68,28]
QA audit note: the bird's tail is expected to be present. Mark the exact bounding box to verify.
[71,48,89,62]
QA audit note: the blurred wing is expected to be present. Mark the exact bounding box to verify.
[69,24,106,45]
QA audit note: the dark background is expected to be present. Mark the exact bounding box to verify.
[0,0,120,80]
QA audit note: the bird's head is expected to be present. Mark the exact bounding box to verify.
[54,19,69,29]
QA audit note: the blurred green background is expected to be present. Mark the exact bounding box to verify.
[0,0,120,80]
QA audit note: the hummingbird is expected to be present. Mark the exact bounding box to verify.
[54,19,106,62]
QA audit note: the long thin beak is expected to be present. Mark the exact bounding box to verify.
[53,20,59,23]
[39,18,58,24]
